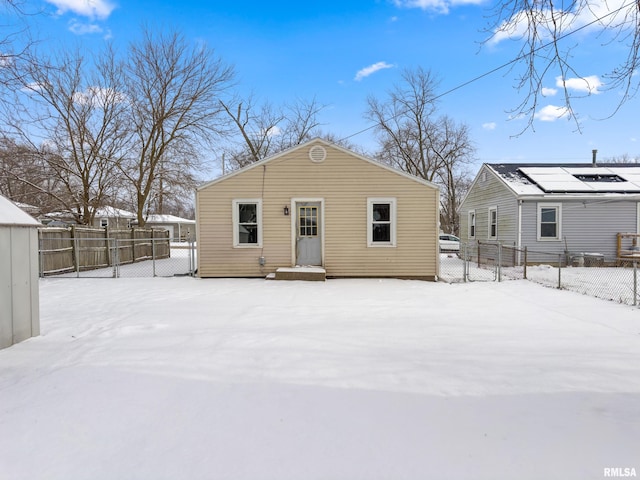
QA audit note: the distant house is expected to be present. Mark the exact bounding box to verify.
[91,206,135,229]
[459,162,640,262]
[0,195,40,349]
[196,138,440,280]
[143,214,196,242]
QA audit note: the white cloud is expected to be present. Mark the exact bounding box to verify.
[69,19,103,35]
[393,0,483,14]
[541,87,557,96]
[22,82,46,93]
[262,125,282,137]
[489,0,634,45]
[46,0,116,19]
[534,104,570,122]
[556,75,603,94]
[354,62,394,81]
[482,122,497,131]
[73,87,127,107]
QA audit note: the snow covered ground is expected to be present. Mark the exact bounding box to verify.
[1,277,639,479]
[440,253,638,306]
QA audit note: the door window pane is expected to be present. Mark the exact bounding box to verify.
[299,206,318,237]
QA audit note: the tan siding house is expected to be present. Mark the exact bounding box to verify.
[196,138,440,280]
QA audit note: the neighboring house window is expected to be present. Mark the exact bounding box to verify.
[538,203,561,240]
[468,210,476,239]
[233,199,262,247]
[100,218,108,228]
[488,207,497,239]
[127,219,132,229]
[367,198,396,247]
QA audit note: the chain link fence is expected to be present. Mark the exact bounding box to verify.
[39,227,196,278]
[439,241,639,306]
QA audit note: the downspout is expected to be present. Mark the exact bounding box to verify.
[517,199,523,265]
[436,189,441,281]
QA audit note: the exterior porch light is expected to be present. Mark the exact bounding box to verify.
[283,205,289,216]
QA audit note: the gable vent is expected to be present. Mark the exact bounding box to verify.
[308,145,327,163]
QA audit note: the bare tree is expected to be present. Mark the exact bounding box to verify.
[221,95,325,171]
[0,1,39,85]
[487,0,640,130]
[0,137,59,211]
[365,67,475,234]
[2,46,129,224]
[605,153,640,164]
[122,29,234,225]
[276,96,325,149]
[220,94,285,168]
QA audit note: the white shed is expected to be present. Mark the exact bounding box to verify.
[0,195,41,349]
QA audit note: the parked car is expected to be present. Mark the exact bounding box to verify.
[439,233,460,252]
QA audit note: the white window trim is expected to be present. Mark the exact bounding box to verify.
[468,210,476,239]
[488,206,497,240]
[100,218,108,228]
[367,197,397,247]
[537,202,562,241]
[232,198,262,248]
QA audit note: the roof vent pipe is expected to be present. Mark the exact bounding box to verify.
[592,149,598,167]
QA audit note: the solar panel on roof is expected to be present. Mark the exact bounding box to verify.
[518,166,640,193]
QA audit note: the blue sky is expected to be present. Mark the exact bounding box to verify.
[16,0,640,173]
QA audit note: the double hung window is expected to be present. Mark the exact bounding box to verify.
[488,207,497,239]
[367,198,396,247]
[537,203,561,240]
[233,199,262,247]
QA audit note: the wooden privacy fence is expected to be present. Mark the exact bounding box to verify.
[39,226,170,276]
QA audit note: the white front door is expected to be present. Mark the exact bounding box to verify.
[295,201,322,266]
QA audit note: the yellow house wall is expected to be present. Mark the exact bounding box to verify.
[196,142,439,279]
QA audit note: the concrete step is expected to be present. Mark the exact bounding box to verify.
[274,266,326,281]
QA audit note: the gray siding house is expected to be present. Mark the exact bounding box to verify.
[459,163,640,262]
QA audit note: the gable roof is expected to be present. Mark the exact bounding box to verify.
[0,195,41,227]
[145,214,195,224]
[486,163,640,197]
[94,206,136,218]
[197,137,439,191]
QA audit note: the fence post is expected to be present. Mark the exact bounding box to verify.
[557,253,562,289]
[523,247,527,280]
[152,231,157,278]
[463,242,467,282]
[38,232,44,278]
[132,228,137,262]
[190,239,196,276]
[634,262,637,307]
[497,243,502,282]
[72,225,80,278]
[105,226,112,267]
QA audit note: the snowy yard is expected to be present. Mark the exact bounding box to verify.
[1,277,640,479]
[440,253,639,306]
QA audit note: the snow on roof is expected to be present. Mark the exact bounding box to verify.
[94,206,136,218]
[0,195,41,227]
[145,214,195,224]
[488,163,640,196]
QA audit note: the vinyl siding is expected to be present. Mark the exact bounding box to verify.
[521,199,638,258]
[196,141,439,279]
[459,166,519,246]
